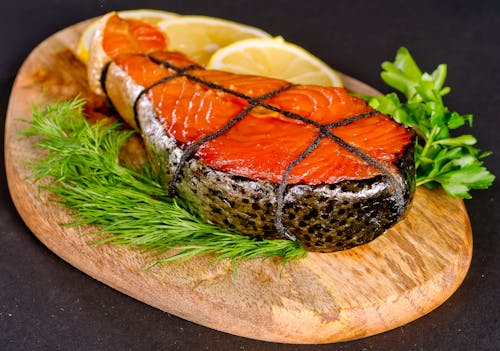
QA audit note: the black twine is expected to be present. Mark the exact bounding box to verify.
[133,64,202,129]
[108,53,404,240]
[274,132,325,241]
[167,83,295,197]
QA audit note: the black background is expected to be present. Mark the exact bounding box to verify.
[1,0,499,350]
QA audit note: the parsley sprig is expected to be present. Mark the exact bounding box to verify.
[367,47,494,198]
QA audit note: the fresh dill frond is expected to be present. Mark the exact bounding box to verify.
[22,97,307,266]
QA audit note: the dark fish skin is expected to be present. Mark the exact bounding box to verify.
[105,62,415,253]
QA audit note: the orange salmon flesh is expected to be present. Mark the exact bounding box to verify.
[102,14,413,185]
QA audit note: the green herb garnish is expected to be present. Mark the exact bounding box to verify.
[367,47,494,199]
[23,97,307,266]
[23,48,494,265]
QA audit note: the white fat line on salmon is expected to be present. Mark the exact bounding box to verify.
[132,65,202,129]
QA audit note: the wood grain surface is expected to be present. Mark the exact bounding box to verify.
[4,20,472,344]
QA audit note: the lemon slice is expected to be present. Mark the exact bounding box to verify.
[157,16,271,65]
[76,9,178,63]
[207,37,343,87]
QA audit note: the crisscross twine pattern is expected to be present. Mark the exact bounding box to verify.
[128,54,403,240]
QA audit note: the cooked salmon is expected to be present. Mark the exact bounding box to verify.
[89,13,415,252]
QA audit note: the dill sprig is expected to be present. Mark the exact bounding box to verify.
[22,97,307,265]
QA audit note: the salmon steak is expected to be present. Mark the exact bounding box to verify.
[87,13,415,252]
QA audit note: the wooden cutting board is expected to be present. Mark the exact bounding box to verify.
[4,20,472,344]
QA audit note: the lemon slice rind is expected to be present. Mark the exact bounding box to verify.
[156,15,271,64]
[207,37,343,87]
